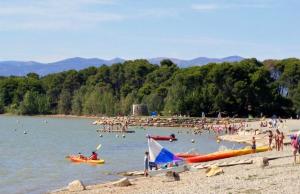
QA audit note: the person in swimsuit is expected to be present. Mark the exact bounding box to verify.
[275,129,280,151]
[268,130,273,150]
[144,151,149,177]
[291,136,298,164]
[252,136,256,153]
[279,132,284,151]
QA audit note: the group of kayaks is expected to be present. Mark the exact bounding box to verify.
[176,146,269,163]
[67,146,268,165]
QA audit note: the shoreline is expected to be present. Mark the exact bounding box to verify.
[50,120,300,194]
[0,113,101,119]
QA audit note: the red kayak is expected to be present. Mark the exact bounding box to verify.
[149,136,177,141]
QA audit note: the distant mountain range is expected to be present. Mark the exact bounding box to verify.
[0,56,244,76]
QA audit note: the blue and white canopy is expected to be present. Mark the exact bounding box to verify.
[148,138,182,164]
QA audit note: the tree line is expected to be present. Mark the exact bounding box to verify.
[0,58,300,117]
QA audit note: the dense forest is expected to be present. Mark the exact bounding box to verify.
[0,58,300,117]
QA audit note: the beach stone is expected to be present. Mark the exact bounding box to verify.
[205,166,224,177]
[112,177,132,187]
[68,180,85,191]
[164,171,180,182]
[253,157,269,168]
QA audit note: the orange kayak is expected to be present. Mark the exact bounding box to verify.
[68,155,105,164]
[186,146,268,163]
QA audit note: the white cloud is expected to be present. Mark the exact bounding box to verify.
[191,0,271,12]
[0,0,122,30]
[191,4,218,11]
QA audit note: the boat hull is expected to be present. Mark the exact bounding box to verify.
[149,136,177,141]
[186,146,268,163]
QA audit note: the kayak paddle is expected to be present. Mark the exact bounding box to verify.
[96,144,102,150]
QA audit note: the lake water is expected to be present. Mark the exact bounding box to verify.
[0,115,244,194]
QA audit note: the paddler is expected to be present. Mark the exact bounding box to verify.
[78,152,86,159]
[89,151,98,160]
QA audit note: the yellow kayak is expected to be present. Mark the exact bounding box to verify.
[68,155,105,164]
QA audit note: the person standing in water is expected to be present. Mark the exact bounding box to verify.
[144,151,149,177]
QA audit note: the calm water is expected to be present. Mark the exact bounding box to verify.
[0,115,244,194]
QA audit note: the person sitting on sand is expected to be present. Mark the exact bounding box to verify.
[252,136,256,152]
[291,136,298,164]
[268,130,273,150]
[89,151,98,160]
[144,151,149,177]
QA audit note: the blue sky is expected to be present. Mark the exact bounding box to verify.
[0,0,299,62]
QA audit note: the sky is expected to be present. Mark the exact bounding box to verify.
[0,0,299,62]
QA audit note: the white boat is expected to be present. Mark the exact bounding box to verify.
[148,165,187,176]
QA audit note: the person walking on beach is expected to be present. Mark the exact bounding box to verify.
[268,130,273,150]
[252,136,256,153]
[279,132,284,151]
[275,129,280,151]
[144,151,149,177]
[291,136,298,165]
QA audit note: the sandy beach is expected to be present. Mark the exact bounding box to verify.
[51,119,300,194]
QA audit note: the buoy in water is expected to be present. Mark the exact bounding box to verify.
[99,134,103,137]
[169,139,173,142]
[122,134,125,138]
[191,139,195,143]
[24,130,27,134]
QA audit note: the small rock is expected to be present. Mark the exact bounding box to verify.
[112,177,132,187]
[68,180,85,191]
[253,157,269,168]
[164,171,180,182]
[206,166,224,177]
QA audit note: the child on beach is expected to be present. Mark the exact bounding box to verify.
[144,151,149,177]
[252,136,256,153]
